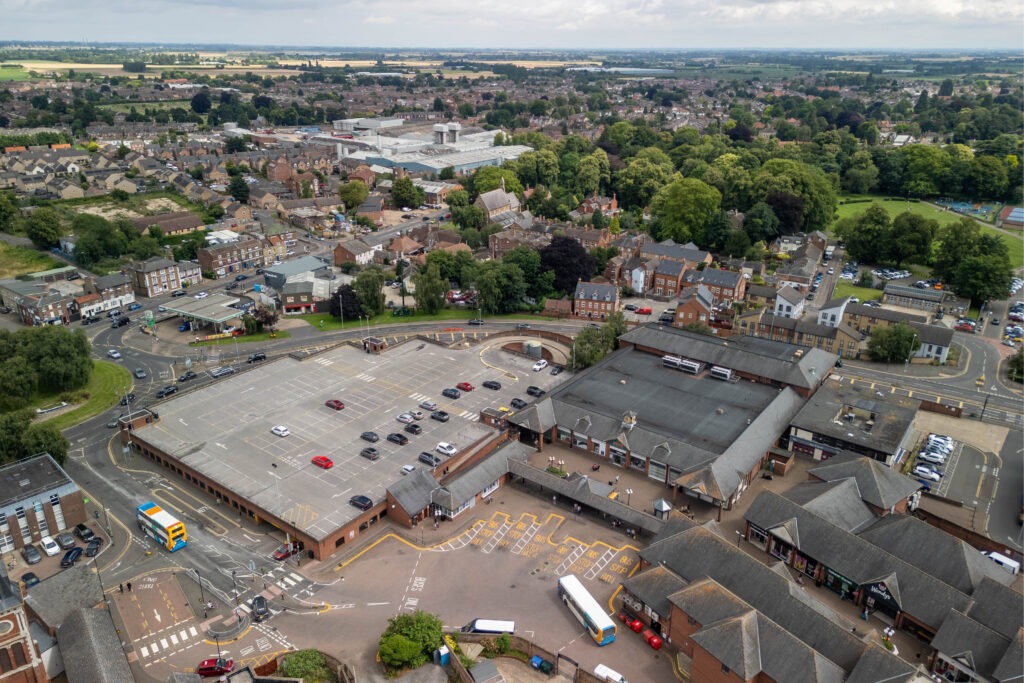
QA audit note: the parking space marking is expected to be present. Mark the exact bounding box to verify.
[510,518,541,554]
[481,517,513,553]
[583,547,619,580]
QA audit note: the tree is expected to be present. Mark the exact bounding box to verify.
[338,180,369,211]
[452,205,485,230]
[590,208,606,230]
[614,156,674,209]
[472,166,523,198]
[475,261,526,314]
[445,189,469,208]
[0,191,18,234]
[378,611,443,670]
[723,229,752,258]
[0,356,37,412]
[753,159,836,233]
[742,202,780,244]
[280,650,334,681]
[835,204,890,265]
[888,212,937,267]
[329,284,362,321]
[224,136,248,154]
[540,236,595,295]
[22,423,68,465]
[764,191,806,235]
[842,151,880,194]
[354,266,386,316]
[588,246,619,277]
[502,246,554,301]
[391,177,423,210]
[1009,348,1024,384]
[18,326,92,392]
[25,207,62,248]
[651,178,722,246]
[411,263,446,314]
[868,323,921,363]
[439,166,455,180]
[252,306,279,333]
[190,91,212,114]
[568,326,610,371]
[228,175,250,204]
[932,218,980,283]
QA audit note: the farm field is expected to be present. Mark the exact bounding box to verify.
[0,66,32,81]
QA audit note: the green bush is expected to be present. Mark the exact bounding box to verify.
[279,649,336,682]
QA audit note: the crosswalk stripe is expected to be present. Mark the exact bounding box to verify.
[141,645,151,657]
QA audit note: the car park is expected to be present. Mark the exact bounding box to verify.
[75,523,95,542]
[271,425,290,437]
[106,349,122,359]
[20,572,39,588]
[21,544,41,565]
[251,595,269,622]
[532,359,549,372]
[40,536,59,556]
[435,442,458,457]
[482,380,502,390]
[60,547,83,568]
[430,410,450,422]
[273,542,303,560]
[511,398,528,409]
[442,388,461,399]
[419,452,443,467]
[360,431,379,443]
[325,399,345,410]
[156,385,178,398]
[387,433,409,446]
[455,382,474,392]
[85,538,103,557]
[404,422,422,435]
[419,400,438,411]
[311,455,334,469]
[349,495,373,511]
[178,370,197,382]
[55,533,76,550]
[196,657,235,677]
[526,386,546,397]
[397,413,415,424]
[359,447,381,460]
[134,367,147,379]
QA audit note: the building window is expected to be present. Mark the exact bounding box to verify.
[721,664,730,674]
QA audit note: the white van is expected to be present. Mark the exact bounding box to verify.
[594,663,627,683]
[985,551,1020,574]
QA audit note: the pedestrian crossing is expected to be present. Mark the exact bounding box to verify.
[356,373,375,382]
[315,357,334,367]
[138,623,201,660]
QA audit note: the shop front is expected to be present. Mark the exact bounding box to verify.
[792,551,819,580]
[824,567,856,599]
[862,580,901,621]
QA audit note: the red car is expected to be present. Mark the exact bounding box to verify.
[311,455,334,469]
[954,323,975,333]
[273,542,303,560]
[455,382,474,392]
[636,307,652,315]
[196,658,234,677]
[324,399,345,410]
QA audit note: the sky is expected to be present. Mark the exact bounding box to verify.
[2,0,1022,51]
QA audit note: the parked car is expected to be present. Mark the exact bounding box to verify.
[419,400,438,411]
[482,380,502,390]
[251,595,270,622]
[21,544,41,565]
[324,399,345,410]
[156,385,178,398]
[85,538,103,557]
[409,410,424,420]
[359,447,381,460]
[272,542,303,560]
[387,433,409,446]
[178,370,197,382]
[526,386,546,397]
[550,365,564,376]
[419,452,442,467]
[396,413,415,424]
[270,425,290,437]
[360,431,379,443]
[234,274,248,281]
[430,410,450,422]
[20,572,39,588]
[349,495,373,511]
[455,382,474,392]
[75,523,95,542]
[510,398,528,409]
[435,442,458,457]
[60,547,83,568]
[311,455,334,469]
[128,302,142,311]
[913,464,943,481]
[39,536,60,556]
[404,423,422,435]
[171,289,187,297]
[532,359,549,372]
[441,388,461,399]
[196,657,235,677]
[55,533,76,550]
[401,464,416,476]
[918,451,947,465]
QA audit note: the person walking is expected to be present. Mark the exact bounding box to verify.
[126,582,132,592]
[119,583,124,594]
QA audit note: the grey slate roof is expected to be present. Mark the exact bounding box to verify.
[929,609,1012,680]
[845,303,927,324]
[573,281,618,302]
[908,321,954,347]
[844,643,917,683]
[654,259,684,277]
[57,608,134,683]
[884,283,944,302]
[682,267,742,288]
[857,515,1013,594]
[963,578,1024,639]
[25,564,104,630]
[621,564,686,619]
[263,255,331,277]
[640,241,709,263]
[744,492,972,629]
[806,451,922,511]
[782,479,879,533]
[618,324,835,391]
[992,628,1024,681]
[430,441,531,511]
[94,273,131,289]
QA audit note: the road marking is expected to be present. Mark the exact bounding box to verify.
[169,634,179,645]
[140,645,151,657]
[160,638,168,649]
[179,630,188,641]
[367,602,389,606]
[240,645,255,656]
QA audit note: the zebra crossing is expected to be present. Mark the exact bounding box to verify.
[356,372,375,382]
[315,357,334,367]
[138,622,201,660]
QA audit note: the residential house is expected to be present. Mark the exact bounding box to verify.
[564,227,611,251]
[651,260,685,297]
[751,311,864,359]
[843,304,927,335]
[488,227,552,260]
[197,238,264,278]
[908,321,954,365]
[744,283,777,309]
[123,257,183,298]
[333,239,376,266]
[576,193,618,217]
[17,290,74,326]
[774,286,805,318]
[674,284,714,328]
[474,183,521,220]
[639,240,712,269]
[411,179,462,207]
[83,273,135,313]
[573,281,619,321]
[347,164,376,189]
[816,296,850,328]
[681,267,746,304]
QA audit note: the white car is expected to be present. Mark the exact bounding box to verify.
[271,425,290,437]
[532,359,549,372]
[193,291,209,299]
[409,410,424,420]
[106,349,122,359]
[396,413,415,424]
[913,464,942,481]
[435,442,458,457]
[39,536,60,557]
[918,451,947,465]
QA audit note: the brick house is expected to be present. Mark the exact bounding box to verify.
[564,227,611,251]
[85,273,135,312]
[17,290,73,326]
[674,284,714,328]
[355,195,385,224]
[197,238,264,278]
[333,239,376,266]
[280,282,315,314]
[488,228,552,260]
[651,260,685,297]
[129,211,204,237]
[843,304,927,335]
[347,165,376,188]
[573,282,619,321]
[576,193,618,217]
[681,268,746,304]
[123,257,183,298]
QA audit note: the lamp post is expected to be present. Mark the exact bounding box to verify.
[231,570,238,606]
[904,332,918,373]
[625,488,633,507]
[197,569,208,618]
[735,530,745,547]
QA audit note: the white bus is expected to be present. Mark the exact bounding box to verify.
[460,618,516,634]
[556,574,616,645]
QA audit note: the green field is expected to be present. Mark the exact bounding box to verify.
[833,198,1024,270]
[0,66,31,81]
[297,307,537,331]
[0,242,62,279]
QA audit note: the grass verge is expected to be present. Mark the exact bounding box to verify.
[189,330,291,347]
[39,361,133,432]
[295,309,538,331]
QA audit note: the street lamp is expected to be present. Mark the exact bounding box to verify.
[736,530,745,547]
[231,570,238,606]
[625,488,633,506]
[197,569,207,618]
[904,332,918,373]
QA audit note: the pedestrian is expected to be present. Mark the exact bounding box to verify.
[433,519,438,529]
[119,583,124,594]
[614,475,620,483]
[126,582,132,592]
[552,495,557,505]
